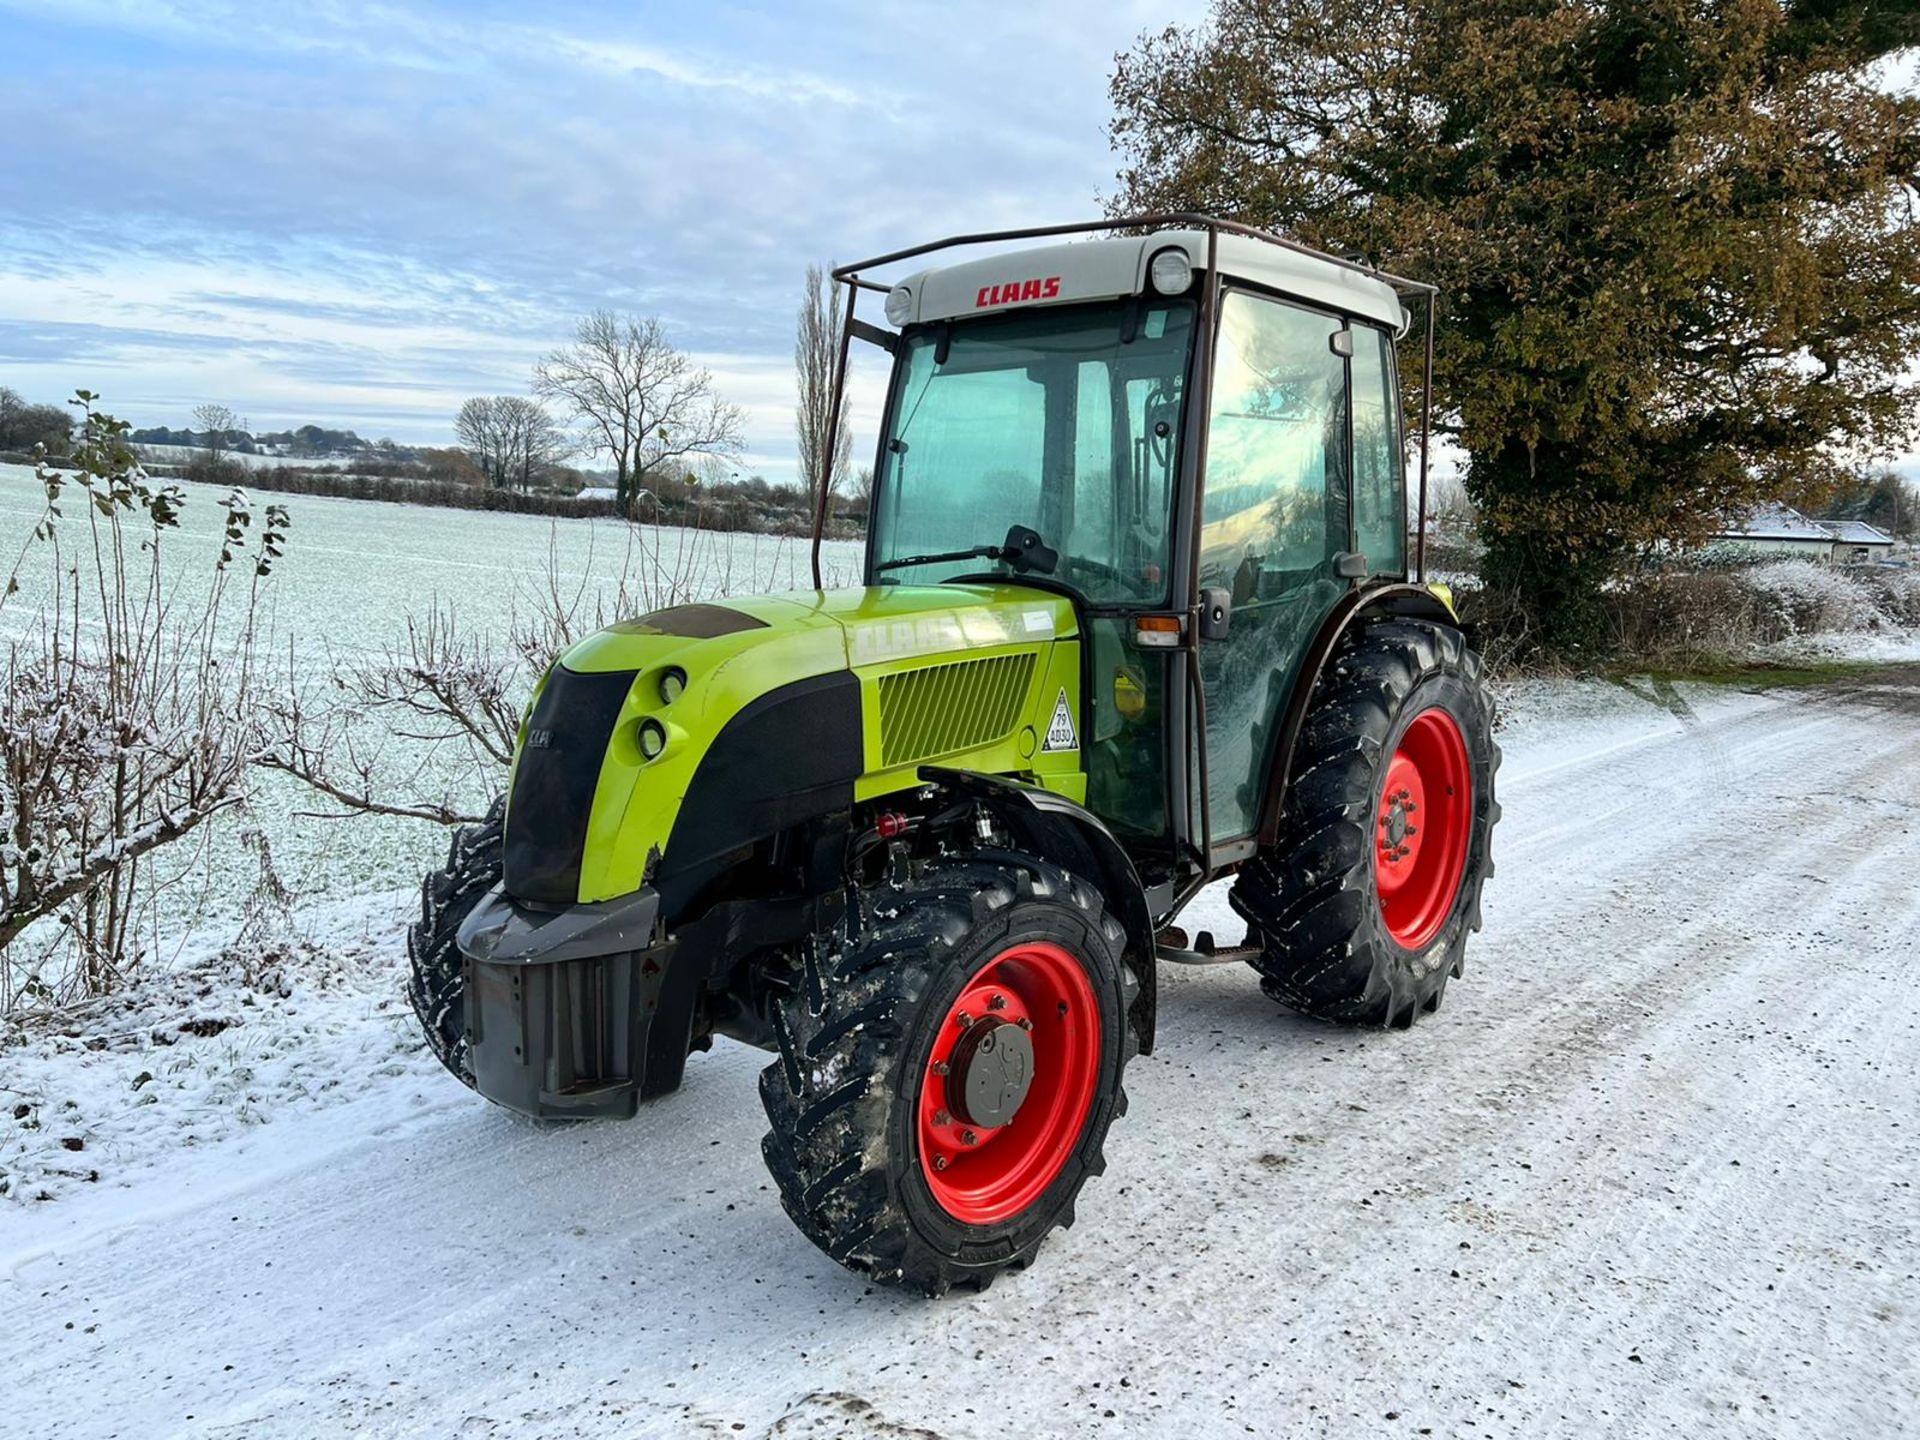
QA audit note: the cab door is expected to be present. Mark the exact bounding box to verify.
[1196,290,1353,844]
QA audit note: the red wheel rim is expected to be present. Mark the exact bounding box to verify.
[918,941,1101,1225]
[1375,708,1473,951]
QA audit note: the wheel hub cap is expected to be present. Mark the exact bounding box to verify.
[949,1017,1035,1129]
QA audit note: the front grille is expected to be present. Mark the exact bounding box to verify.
[503,665,637,904]
[876,652,1038,768]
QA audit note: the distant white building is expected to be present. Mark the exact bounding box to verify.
[1822,518,1896,564]
[576,486,619,502]
[1708,505,1897,563]
[1709,504,1838,559]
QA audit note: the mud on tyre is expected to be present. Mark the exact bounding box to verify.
[406,796,505,1087]
[760,852,1136,1296]
[1232,618,1499,1028]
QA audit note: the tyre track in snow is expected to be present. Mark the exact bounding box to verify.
[6,678,1918,1439]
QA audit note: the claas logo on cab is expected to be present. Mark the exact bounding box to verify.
[976,275,1062,307]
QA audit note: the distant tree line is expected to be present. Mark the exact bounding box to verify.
[1816,469,1919,543]
[0,387,73,455]
[128,417,413,459]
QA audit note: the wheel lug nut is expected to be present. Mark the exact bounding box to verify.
[935,1108,951,1126]
[933,1155,948,1171]
[988,993,1007,1011]
[1057,1001,1069,1017]
[955,1010,972,1027]
[932,1061,950,1076]
[960,1129,978,1146]
[1016,1017,1033,1031]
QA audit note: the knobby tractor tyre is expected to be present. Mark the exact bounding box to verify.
[405,795,505,1088]
[1232,618,1500,1028]
[760,853,1137,1296]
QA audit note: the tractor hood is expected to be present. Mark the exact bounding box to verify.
[560,584,1072,675]
[501,584,1081,908]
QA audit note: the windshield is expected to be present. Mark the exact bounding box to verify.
[868,300,1194,605]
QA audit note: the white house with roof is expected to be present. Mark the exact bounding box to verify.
[1822,517,1897,563]
[1708,505,1896,563]
[1710,504,1840,559]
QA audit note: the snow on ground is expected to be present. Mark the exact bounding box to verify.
[1758,628,1920,665]
[0,892,431,1212]
[5,670,1917,1439]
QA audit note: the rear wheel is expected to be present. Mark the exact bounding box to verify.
[759,853,1135,1295]
[405,796,504,1087]
[1233,618,1499,1027]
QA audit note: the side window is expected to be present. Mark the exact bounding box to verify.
[1352,326,1406,577]
[1199,292,1348,596]
[1197,291,1350,843]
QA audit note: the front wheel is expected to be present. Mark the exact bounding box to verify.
[405,796,504,1087]
[1233,618,1500,1027]
[759,853,1136,1295]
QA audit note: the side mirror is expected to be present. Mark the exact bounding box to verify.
[1199,585,1231,640]
[1001,524,1059,576]
[1333,551,1368,580]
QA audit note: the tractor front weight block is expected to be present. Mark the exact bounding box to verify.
[457,886,696,1120]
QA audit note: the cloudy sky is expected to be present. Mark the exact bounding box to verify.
[0,0,1205,482]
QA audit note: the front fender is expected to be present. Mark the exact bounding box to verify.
[920,766,1156,1057]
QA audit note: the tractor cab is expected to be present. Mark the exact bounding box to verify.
[838,220,1443,902]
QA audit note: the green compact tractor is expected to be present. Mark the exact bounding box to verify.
[408,215,1499,1295]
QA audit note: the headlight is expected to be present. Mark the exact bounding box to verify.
[638,719,667,761]
[658,666,686,705]
[1148,247,1194,296]
[884,285,913,327]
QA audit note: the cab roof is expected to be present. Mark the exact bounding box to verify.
[886,228,1410,335]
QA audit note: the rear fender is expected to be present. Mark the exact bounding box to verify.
[1255,582,1462,848]
[920,767,1156,1056]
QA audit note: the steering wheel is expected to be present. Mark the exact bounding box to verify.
[1063,554,1124,586]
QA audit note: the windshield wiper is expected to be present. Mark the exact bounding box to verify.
[874,543,1002,574]
[874,524,1059,577]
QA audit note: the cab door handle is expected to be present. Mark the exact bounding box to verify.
[1198,586,1231,640]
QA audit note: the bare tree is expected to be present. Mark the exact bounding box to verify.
[795,264,849,521]
[455,396,567,491]
[848,465,875,519]
[455,397,510,488]
[535,312,743,515]
[513,401,569,490]
[192,402,237,459]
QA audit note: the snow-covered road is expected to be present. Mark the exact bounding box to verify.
[6,673,1918,1440]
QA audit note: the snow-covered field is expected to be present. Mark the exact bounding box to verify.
[5,669,1917,1439]
[0,461,863,926]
